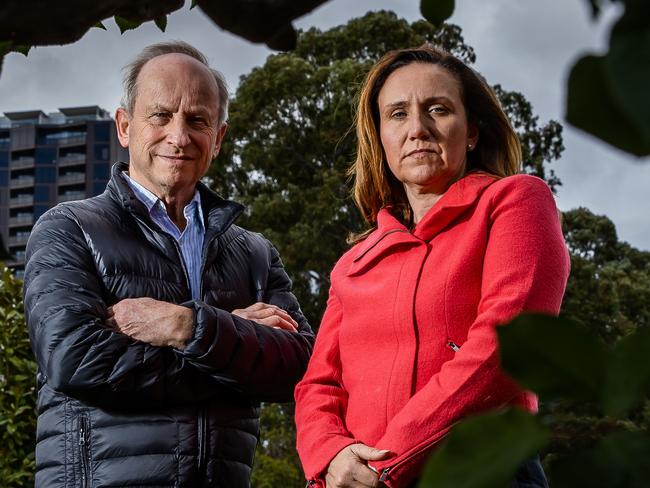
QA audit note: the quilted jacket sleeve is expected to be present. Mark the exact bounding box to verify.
[180,236,315,403]
[368,176,571,487]
[24,207,234,411]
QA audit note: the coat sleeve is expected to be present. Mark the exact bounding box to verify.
[180,237,315,403]
[294,287,358,485]
[23,207,235,411]
[369,176,571,487]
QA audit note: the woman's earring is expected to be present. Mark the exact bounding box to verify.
[467,144,473,151]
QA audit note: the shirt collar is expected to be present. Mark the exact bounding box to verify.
[120,171,204,229]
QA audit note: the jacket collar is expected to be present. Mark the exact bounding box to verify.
[107,162,244,235]
[347,173,498,276]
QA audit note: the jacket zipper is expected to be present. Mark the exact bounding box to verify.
[79,414,91,488]
[133,216,193,299]
[197,408,208,476]
[375,424,455,485]
[305,480,315,487]
[447,340,460,352]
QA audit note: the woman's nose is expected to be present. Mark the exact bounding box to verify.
[407,112,432,140]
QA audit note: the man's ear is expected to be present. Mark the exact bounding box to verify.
[115,107,130,148]
[212,123,228,159]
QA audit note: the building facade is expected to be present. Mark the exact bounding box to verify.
[0,106,128,276]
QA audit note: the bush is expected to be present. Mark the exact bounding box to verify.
[0,267,36,487]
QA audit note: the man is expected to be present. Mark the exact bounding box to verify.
[24,41,314,487]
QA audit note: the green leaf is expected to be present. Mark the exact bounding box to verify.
[420,0,455,26]
[155,15,167,33]
[602,327,650,416]
[566,1,650,156]
[11,45,31,56]
[586,0,604,19]
[93,21,107,31]
[190,0,198,9]
[418,409,549,488]
[498,314,606,402]
[114,16,143,35]
[550,430,650,488]
[0,41,12,56]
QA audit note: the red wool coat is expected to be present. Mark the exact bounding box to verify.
[294,173,570,487]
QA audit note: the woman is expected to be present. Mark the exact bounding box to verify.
[294,45,570,488]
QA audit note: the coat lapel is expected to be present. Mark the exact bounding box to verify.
[347,173,498,276]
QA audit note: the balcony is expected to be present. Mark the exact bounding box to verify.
[9,176,35,188]
[57,136,86,146]
[5,250,26,267]
[9,195,34,207]
[8,214,34,226]
[7,234,30,246]
[58,173,86,185]
[58,191,86,202]
[10,157,35,170]
[58,154,85,167]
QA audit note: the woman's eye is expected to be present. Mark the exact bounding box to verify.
[430,105,448,115]
[390,110,407,119]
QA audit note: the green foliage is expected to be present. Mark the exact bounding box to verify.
[155,15,168,33]
[499,315,650,417]
[420,0,455,26]
[420,311,650,487]
[561,208,650,344]
[252,404,303,488]
[0,268,36,487]
[567,0,650,156]
[418,409,549,488]
[549,430,650,487]
[113,15,143,34]
[499,315,606,402]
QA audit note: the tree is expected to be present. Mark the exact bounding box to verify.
[208,11,564,486]
[561,207,650,344]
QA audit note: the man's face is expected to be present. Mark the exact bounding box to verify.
[115,53,226,200]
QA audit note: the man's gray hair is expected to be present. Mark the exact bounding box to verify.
[121,40,229,125]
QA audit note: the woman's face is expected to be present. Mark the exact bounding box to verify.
[377,62,478,196]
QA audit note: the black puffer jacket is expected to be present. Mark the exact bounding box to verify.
[24,163,314,488]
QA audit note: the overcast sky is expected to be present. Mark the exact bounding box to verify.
[1,0,648,250]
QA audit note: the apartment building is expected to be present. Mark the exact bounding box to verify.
[0,105,128,276]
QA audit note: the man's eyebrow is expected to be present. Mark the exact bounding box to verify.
[146,104,171,113]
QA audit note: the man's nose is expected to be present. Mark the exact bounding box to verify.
[166,117,191,148]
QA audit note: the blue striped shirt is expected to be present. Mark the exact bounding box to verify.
[122,172,205,300]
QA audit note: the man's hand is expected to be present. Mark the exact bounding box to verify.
[325,444,390,488]
[106,298,194,349]
[232,302,298,332]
